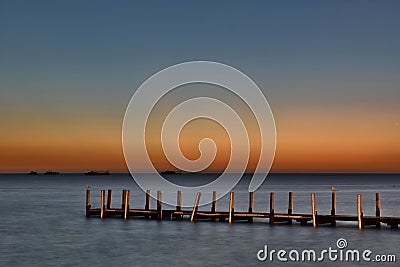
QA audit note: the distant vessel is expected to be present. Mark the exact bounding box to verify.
[160,170,182,175]
[84,170,110,176]
[43,171,60,175]
[28,171,38,175]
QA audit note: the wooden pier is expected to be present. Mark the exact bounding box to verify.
[85,189,400,229]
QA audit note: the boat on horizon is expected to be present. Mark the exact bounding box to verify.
[28,171,38,175]
[160,170,182,175]
[43,171,60,175]
[84,170,110,176]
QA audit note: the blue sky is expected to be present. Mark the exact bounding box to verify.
[2,1,399,106]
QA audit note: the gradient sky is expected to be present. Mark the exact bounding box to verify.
[0,1,399,172]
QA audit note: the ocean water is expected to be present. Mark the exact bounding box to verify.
[0,173,399,267]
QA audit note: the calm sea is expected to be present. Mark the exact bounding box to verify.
[0,173,399,266]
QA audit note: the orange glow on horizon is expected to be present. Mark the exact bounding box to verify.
[0,104,399,173]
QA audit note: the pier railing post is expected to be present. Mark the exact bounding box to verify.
[124,190,130,220]
[269,192,275,225]
[191,192,201,222]
[85,187,91,217]
[376,193,381,228]
[357,194,363,230]
[176,191,182,211]
[311,193,317,228]
[331,192,336,226]
[145,190,150,219]
[175,191,182,220]
[211,191,217,222]
[107,189,112,210]
[229,192,234,223]
[248,191,254,223]
[157,191,162,221]
[100,190,106,219]
[288,192,293,224]
[122,189,126,211]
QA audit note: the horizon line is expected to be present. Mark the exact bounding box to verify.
[1,171,399,175]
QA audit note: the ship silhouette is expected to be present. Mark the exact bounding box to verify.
[84,170,110,176]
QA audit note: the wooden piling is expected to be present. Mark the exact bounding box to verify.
[124,190,130,220]
[144,190,150,219]
[357,194,363,230]
[376,193,381,228]
[100,190,105,219]
[331,192,336,215]
[229,192,234,223]
[157,191,162,221]
[145,190,150,210]
[288,192,293,224]
[107,189,112,210]
[85,188,91,217]
[176,191,182,211]
[174,190,182,220]
[190,192,201,222]
[122,189,126,210]
[248,191,254,223]
[311,193,317,228]
[331,192,336,226]
[211,191,217,222]
[269,192,275,225]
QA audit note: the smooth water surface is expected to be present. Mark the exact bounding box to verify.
[0,173,399,266]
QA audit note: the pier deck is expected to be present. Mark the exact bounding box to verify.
[85,189,400,229]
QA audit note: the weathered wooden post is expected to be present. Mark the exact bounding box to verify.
[269,192,275,225]
[331,192,336,226]
[145,190,150,219]
[100,190,106,219]
[190,192,201,222]
[124,190,130,220]
[376,192,381,228]
[121,189,126,211]
[175,190,182,220]
[211,191,217,222]
[311,193,317,228]
[357,194,363,230]
[248,191,254,223]
[229,192,234,223]
[85,186,91,217]
[288,192,293,224]
[157,191,162,221]
[107,189,112,210]
[176,191,182,211]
